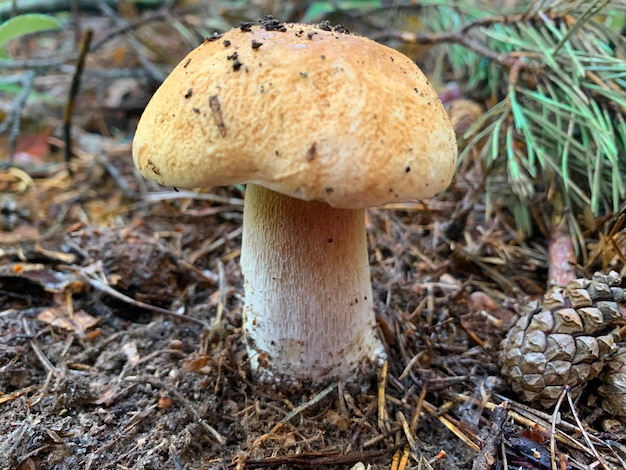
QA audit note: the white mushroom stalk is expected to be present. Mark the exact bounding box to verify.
[241,184,383,382]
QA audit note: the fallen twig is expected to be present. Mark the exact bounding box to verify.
[270,382,337,434]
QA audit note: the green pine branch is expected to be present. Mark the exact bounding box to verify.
[384,0,626,237]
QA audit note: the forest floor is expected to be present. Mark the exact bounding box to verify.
[1,3,626,470]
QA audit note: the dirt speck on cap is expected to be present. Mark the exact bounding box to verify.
[259,15,286,32]
[306,143,317,162]
[209,95,226,137]
[318,20,332,31]
[146,158,160,176]
[240,21,253,32]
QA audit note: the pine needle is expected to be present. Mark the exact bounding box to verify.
[413,0,626,238]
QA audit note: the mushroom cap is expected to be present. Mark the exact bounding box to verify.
[132,22,457,209]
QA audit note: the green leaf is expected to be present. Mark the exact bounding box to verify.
[0,14,62,59]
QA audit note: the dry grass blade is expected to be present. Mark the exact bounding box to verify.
[378,360,389,432]
[421,400,481,452]
[565,389,611,470]
[142,190,244,206]
[0,385,39,405]
[397,445,410,470]
[22,317,60,378]
[269,382,337,434]
[549,387,569,470]
[397,411,420,463]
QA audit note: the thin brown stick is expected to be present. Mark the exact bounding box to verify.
[472,402,508,470]
[73,265,209,328]
[64,29,93,170]
[236,445,402,468]
[373,13,538,72]
[0,385,39,405]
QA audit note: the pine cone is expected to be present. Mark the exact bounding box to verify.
[598,345,626,419]
[499,271,625,408]
[445,99,483,136]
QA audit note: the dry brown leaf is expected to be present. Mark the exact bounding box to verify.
[37,307,99,335]
[182,353,212,372]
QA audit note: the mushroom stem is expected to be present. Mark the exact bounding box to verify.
[241,184,384,382]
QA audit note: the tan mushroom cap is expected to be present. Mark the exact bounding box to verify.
[132,22,457,209]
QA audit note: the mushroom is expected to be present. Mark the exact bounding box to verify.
[132,21,457,383]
